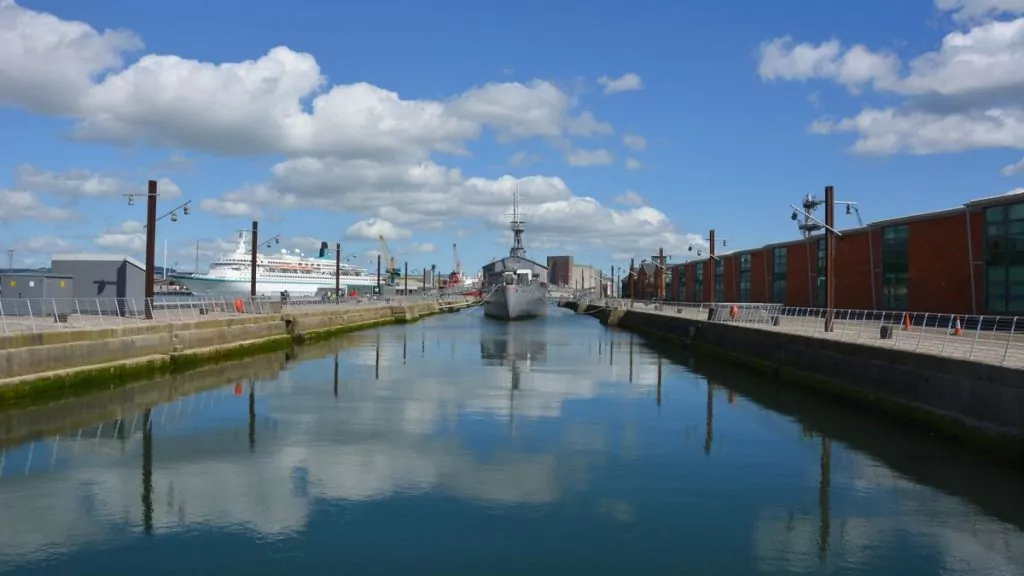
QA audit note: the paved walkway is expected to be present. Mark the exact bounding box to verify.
[0,296,475,336]
[583,300,1024,370]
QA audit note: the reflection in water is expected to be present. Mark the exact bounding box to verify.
[0,309,1022,574]
[141,408,153,536]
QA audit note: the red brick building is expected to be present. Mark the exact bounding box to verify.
[661,191,1024,315]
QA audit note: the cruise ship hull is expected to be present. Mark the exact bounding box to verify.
[169,274,376,297]
[483,284,547,321]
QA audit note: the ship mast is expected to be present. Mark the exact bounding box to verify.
[509,184,526,259]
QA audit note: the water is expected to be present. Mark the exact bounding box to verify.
[1,307,1023,575]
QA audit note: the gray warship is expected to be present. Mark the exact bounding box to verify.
[481,187,549,321]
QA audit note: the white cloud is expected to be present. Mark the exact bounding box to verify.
[12,235,73,254]
[508,151,541,167]
[1002,155,1024,174]
[406,242,436,253]
[566,148,614,167]
[566,111,614,136]
[346,218,412,241]
[0,1,707,263]
[758,6,1024,154]
[93,220,145,251]
[15,165,182,199]
[597,72,644,94]
[0,0,142,115]
[622,134,647,151]
[936,0,1024,22]
[625,158,642,170]
[615,190,645,206]
[0,189,79,221]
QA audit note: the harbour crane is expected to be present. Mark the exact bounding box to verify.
[377,234,400,284]
[449,243,463,287]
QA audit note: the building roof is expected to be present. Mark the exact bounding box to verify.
[51,253,146,271]
[0,272,73,278]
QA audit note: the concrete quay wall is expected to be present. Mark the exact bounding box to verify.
[0,300,474,404]
[565,301,1024,459]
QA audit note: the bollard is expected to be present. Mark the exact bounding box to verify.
[879,324,893,340]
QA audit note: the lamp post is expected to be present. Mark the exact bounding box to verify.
[240,223,281,299]
[789,187,862,331]
[376,254,382,297]
[688,230,729,304]
[125,180,192,319]
[404,261,409,296]
[335,242,341,299]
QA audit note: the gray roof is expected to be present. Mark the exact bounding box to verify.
[51,253,146,271]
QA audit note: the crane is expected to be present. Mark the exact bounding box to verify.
[377,234,400,284]
[449,243,463,287]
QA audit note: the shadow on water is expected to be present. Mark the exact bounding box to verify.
[638,334,1024,532]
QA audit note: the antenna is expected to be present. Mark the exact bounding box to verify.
[507,183,527,259]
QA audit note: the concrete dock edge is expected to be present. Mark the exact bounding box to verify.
[0,300,476,408]
[561,301,1024,464]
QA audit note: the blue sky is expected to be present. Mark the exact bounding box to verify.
[2,0,1023,274]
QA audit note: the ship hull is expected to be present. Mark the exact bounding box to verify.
[483,284,547,321]
[169,274,377,297]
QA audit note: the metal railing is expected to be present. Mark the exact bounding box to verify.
[0,294,478,335]
[571,298,1024,368]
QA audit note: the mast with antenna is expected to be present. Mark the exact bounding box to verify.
[509,184,526,259]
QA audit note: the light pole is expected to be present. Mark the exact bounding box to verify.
[688,230,728,304]
[376,254,382,297]
[240,223,280,298]
[790,187,862,331]
[125,181,192,319]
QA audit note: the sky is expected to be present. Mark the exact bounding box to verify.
[2,0,1024,275]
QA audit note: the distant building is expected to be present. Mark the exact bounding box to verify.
[570,264,602,290]
[0,272,75,315]
[546,255,573,286]
[50,253,146,315]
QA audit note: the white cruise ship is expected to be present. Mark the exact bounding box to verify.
[171,233,379,296]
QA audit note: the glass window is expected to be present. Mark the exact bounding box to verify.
[714,258,725,302]
[694,263,704,302]
[881,224,909,310]
[986,203,1024,313]
[772,247,787,304]
[738,254,752,303]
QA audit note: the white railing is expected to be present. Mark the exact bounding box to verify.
[573,298,1024,368]
[0,294,479,335]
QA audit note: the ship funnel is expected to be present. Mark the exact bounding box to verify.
[318,241,329,258]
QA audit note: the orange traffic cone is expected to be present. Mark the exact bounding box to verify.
[952,316,962,336]
[902,313,911,331]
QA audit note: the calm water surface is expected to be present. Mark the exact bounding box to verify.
[1,307,1023,575]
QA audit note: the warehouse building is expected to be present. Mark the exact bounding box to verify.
[626,190,1024,315]
[50,253,146,315]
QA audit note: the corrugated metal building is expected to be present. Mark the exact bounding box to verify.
[50,253,146,314]
[660,190,1024,315]
[0,273,75,316]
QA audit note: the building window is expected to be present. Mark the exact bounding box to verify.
[664,267,673,300]
[676,266,687,301]
[739,254,752,303]
[694,263,704,301]
[816,238,826,307]
[881,224,909,310]
[772,247,787,304]
[985,203,1024,313]
[714,258,725,302]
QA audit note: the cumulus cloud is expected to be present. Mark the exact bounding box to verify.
[0,189,79,221]
[597,73,644,94]
[625,158,642,170]
[15,165,182,199]
[92,220,145,251]
[0,1,705,263]
[758,3,1024,155]
[622,134,647,151]
[615,190,645,206]
[346,218,412,241]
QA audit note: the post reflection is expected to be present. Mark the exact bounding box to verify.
[248,382,256,452]
[403,332,407,365]
[704,382,714,456]
[333,353,339,398]
[375,332,381,381]
[819,437,831,561]
[656,353,662,407]
[628,332,634,384]
[141,407,153,536]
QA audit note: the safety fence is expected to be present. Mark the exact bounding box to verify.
[571,298,1024,368]
[0,294,474,335]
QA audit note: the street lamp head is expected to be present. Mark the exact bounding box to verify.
[722,239,727,247]
[170,211,178,223]
[791,210,799,221]
[183,204,191,216]
[846,204,852,215]
[127,195,135,206]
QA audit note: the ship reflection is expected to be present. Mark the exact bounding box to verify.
[479,323,549,436]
